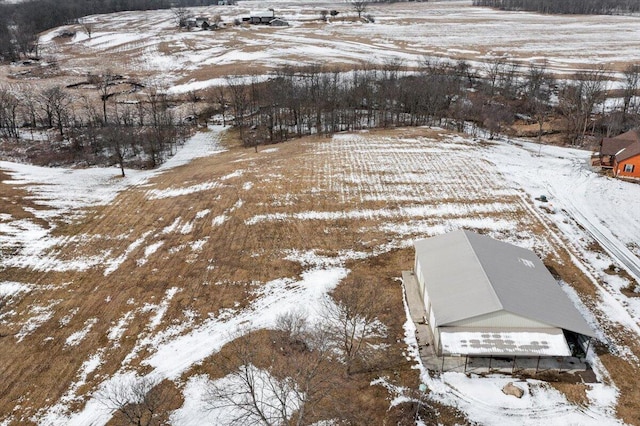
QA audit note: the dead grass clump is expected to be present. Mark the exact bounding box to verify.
[586,240,604,254]
[604,264,639,297]
[386,398,470,426]
[620,284,640,298]
[544,254,598,298]
[548,382,589,407]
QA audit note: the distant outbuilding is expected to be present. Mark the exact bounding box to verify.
[250,10,275,24]
[269,18,289,27]
[247,10,288,26]
[413,230,594,361]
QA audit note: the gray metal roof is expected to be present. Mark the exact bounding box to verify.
[616,141,640,162]
[414,230,594,337]
[601,138,634,156]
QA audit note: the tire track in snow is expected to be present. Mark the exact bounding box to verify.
[558,198,640,284]
[440,377,604,423]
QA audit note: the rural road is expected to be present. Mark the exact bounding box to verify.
[561,199,640,284]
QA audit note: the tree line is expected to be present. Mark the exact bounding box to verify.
[2,59,639,171]
[0,0,218,62]
[472,0,640,14]
[0,75,193,175]
[214,59,640,149]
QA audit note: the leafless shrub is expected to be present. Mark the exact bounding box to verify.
[320,275,387,375]
[97,375,165,426]
[350,0,368,18]
[275,310,308,342]
[205,331,300,426]
[172,7,192,28]
[205,325,337,426]
[79,19,93,39]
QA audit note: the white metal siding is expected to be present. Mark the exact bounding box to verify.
[447,310,552,329]
[429,306,437,330]
[422,283,430,314]
[415,258,426,299]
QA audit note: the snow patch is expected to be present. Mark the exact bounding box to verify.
[65,318,98,347]
[136,241,164,266]
[103,231,152,275]
[142,287,181,330]
[0,281,31,299]
[107,311,135,344]
[16,302,58,342]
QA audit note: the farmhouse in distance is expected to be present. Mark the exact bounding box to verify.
[244,10,289,26]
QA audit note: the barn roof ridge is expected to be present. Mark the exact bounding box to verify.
[414,230,594,338]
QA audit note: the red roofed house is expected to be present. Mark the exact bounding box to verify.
[595,128,640,169]
[614,141,640,179]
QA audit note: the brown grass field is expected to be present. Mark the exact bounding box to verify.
[0,0,639,423]
[1,126,639,424]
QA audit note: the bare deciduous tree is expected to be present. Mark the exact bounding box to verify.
[523,61,555,147]
[172,7,192,28]
[205,331,300,426]
[97,376,165,426]
[622,63,640,116]
[93,70,118,124]
[275,310,308,343]
[214,85,228,126]
[39,86,71,138]
[483,56,507,98]
[276,324,336,426]
[19,84,40,136]
[351,0,368,18]
[225,76,249,144]
[320,276,386,375]
[80,19,93,39]
[0,87,20,139]
[102,124,129,177]
[206,318,336,426]
[558,66,609,146]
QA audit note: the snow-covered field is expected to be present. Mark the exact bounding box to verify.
[2,1,640,424]
[14,0,639,94]
[2,125,640,424]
